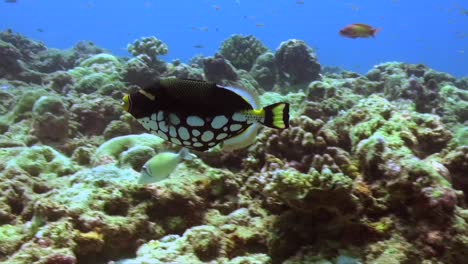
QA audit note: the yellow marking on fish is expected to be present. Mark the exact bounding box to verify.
[250,109,264,117]
[122,95,130,111]
[272,104,286,128]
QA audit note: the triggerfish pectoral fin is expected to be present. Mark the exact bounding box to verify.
[221,123,261,151]
[261,102,290,129]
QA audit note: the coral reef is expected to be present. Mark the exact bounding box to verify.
[366,62,468,125]
[31,96,69,143]
[0,30,105,84]
[250,52,278,91]
[0,31,467,264]
[203,54,239,82]
[124,36,169,87]
[275,39,321,88]
[220,34,268,71]
[127,36,168,62]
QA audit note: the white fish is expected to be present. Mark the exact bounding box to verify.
[138,148,196,184]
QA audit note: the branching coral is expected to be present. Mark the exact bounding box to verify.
[127,36,168,62]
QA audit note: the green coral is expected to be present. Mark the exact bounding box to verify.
[8,88,49,123]
[75,72,124,94]
[93,133,165,166]
[119,146,156,170]
[35,220,77,249]
[103,120,132,140]
[69,53,124,95]
[453,125,468,146]
[80,53,121,68]
[263,167,356,214]
[0,224,27,256]
[439,84,468,124]
[185,225,221,261]
[220,34,268,71]
[366,234,412,264]
[303,78,362,120]
[4,146,78,177]
[53,165,138,213]
[32,95,69,142]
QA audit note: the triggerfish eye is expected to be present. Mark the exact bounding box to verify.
[122,95,130,112]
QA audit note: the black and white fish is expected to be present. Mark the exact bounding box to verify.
[122,78,289,151]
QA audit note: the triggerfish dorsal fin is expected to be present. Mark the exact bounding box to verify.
[220,85,260,109]
[261,102,290,129]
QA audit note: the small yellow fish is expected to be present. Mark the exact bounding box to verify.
[138,148,195,184]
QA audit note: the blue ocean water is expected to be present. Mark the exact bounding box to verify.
[1,0,467,77]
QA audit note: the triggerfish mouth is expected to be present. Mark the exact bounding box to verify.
[122,78,290,152]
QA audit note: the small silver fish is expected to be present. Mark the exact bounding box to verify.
[138,148,196,184]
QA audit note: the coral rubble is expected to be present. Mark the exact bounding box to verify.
[0,30,467,264]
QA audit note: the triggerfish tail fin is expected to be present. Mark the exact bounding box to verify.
[261,102,290,129]
[372,28,382,37]
[178,147,197,161]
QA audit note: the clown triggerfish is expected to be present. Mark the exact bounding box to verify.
[122,78,289,151]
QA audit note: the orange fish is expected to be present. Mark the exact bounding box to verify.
[339,23,382,39]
